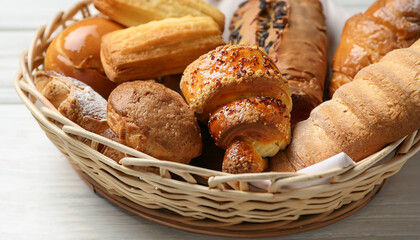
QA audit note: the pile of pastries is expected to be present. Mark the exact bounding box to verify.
[35,0,420,174]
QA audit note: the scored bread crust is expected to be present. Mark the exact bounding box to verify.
[229,0,328,125]
[272,40,420,172]
[180,44,292,122]
[107,80,202,163]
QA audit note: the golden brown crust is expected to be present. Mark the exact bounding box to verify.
[269,151,295,172]
[330,0,420,97]
[208,97,290,149]
[107,80,202,163]
[286,40,420,171]
[99,128,128,163]
[180,44,292,122]
[229,0,328,125]
[222,136,267,174]
[93,0,225,31]
[34,71,109,134]
[101,16,225,83]
[182,44,292,173]
[44,17,123,99]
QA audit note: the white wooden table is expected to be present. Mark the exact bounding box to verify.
[1,0,419,239]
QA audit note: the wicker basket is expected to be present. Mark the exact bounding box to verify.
[14,0,420,238]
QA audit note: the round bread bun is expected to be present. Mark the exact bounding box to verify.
[45,17,123,98]
[107,80,202,164]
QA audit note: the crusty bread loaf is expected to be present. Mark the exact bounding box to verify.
[229,0,328,125]
[329,0,420,97]
[271,39,420,172]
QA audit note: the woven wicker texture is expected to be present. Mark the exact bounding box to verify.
[14,0,420,236]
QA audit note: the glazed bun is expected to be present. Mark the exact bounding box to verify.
[45,17,123,98]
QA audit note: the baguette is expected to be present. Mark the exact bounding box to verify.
[272,39,420,171]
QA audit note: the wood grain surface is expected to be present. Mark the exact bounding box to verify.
[1,0,419,239]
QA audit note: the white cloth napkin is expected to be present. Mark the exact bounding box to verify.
[250,152,356,191]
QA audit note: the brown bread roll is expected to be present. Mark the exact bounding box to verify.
[272,39,420,172]
[44,17,123,99]
[229,0,328,125]
[329,0,420,97]
[107,80,202,164]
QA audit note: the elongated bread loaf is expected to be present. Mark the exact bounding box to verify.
[229,0,328,125]
[272,39,420,171]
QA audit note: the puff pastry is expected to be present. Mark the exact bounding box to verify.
[101,16,225,83]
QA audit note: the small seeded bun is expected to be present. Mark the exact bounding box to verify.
[107,80,202,163]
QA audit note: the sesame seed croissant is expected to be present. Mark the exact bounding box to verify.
[181,45,292,174]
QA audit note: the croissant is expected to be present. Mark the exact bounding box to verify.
[181,45,292,174]
[272,39,420,172]
[229,0,328,125]
[329,0,420,97]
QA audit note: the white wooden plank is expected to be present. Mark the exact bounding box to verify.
[0,31,35,104]
[0,1,83,30]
